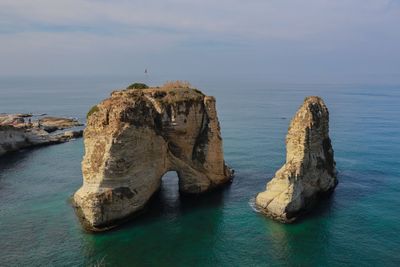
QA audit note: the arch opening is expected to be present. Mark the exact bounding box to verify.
[159,171,180,208]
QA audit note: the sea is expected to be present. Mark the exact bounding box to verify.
[0,75,399,266]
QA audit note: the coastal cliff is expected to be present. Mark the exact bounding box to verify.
[0,114,83,156]
[256,96,338,222]
[73,83,232,231]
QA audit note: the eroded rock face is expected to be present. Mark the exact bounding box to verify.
[73,86,232,230]
[39,117,83,132]
[256,96,337,222]
[0,114,83,157]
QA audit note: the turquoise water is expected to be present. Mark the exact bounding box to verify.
[0,76,399,266]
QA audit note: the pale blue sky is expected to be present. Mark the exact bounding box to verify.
[1,0,400,82]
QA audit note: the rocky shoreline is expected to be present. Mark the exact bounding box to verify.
[0,113,84,156]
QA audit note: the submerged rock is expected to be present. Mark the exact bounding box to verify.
[256,96,338,222]
[73,85,232,231]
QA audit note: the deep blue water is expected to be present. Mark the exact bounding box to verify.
[0,76,399,266]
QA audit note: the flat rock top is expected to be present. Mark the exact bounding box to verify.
[0,113,83,133]
[109,87,207,104]
[304,96,324,104]
[40,117,82,127]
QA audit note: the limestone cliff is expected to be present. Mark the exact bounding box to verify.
[256,96,337,222]
[73,85,232,231]
[0,115,83,157]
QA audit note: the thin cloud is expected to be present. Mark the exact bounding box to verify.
[1,0,398,39]
[0,0,399,78]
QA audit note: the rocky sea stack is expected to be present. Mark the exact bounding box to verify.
[256,96,338,222]
[73,83,232,231]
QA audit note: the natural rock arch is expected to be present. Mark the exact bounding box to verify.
[73,85,232,231]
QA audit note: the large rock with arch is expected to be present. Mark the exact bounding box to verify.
[73,84,232,231]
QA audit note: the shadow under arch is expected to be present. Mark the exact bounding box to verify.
[87,170,231,233]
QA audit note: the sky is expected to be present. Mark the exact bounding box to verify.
[0,0,400,82]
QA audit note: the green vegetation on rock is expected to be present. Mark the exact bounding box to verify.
[127,83,149,89]
[87,105,99,119]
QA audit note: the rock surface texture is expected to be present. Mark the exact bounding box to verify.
[73,86,232,231]
[0,114,83,156]
[39,116,83,132]
[256,96,338,222]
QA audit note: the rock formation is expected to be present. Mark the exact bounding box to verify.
[38,116,83,132]
[73,85,232,231]
[256,96,337,222]
[0,114,83,156]
[0,114,82,130]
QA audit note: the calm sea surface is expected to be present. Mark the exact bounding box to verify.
[0,76,399,266]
